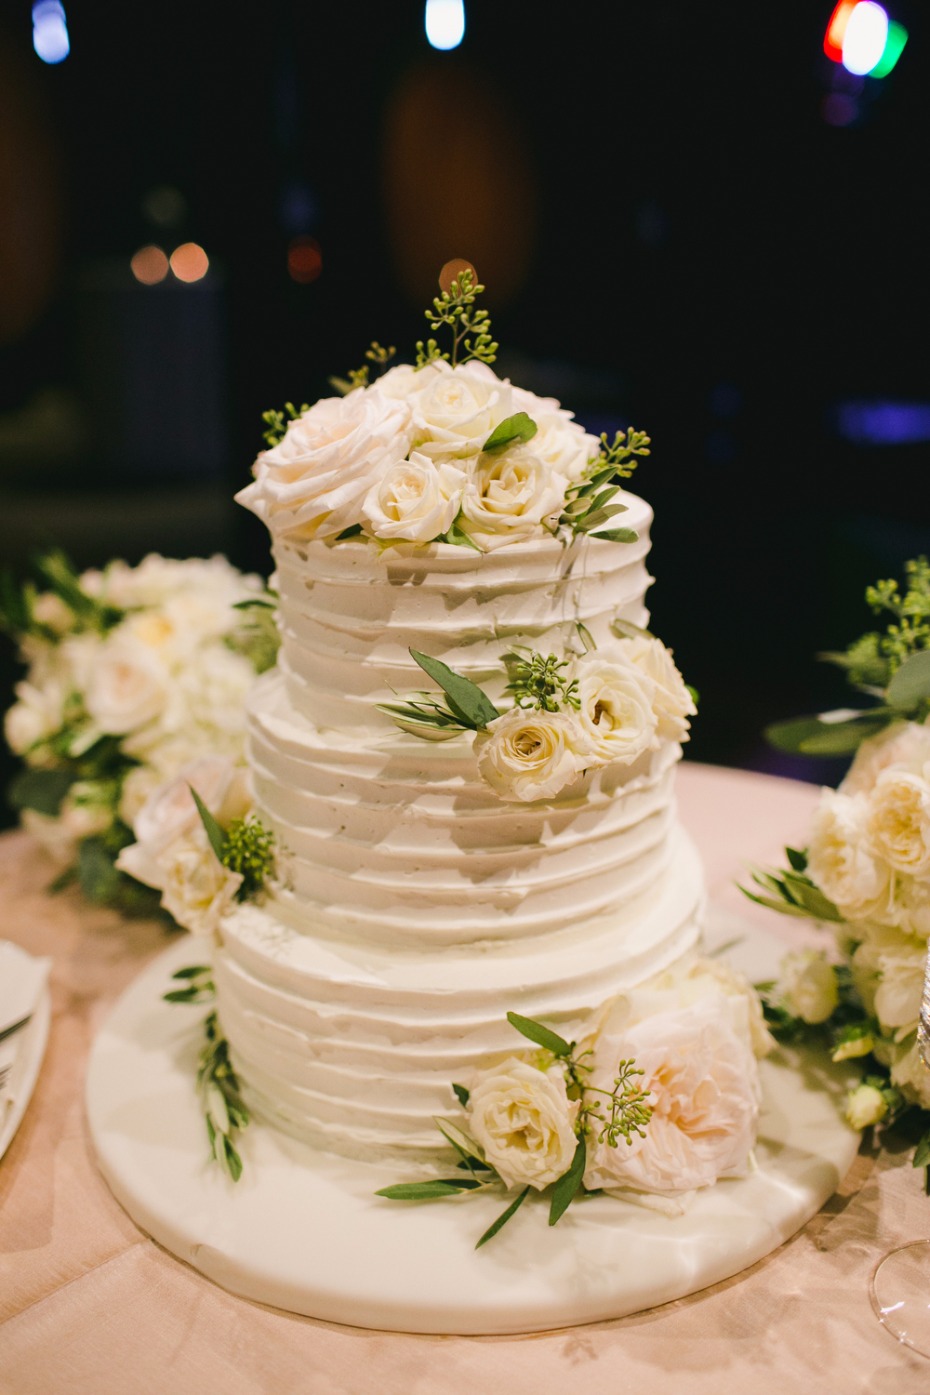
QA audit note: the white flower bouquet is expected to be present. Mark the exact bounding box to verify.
[1,550,277,914]
[744,558,930,1179]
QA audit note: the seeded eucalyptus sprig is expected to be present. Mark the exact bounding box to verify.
[260,401,310,448]
[415,267,498,370]
[377,1008,652,1247]
[189,789,276,900]
[163,967,251,1181]
[329,341,398,396]
[560,428,652,542]
[504,650,580,713]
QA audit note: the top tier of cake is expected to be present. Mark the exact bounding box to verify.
[270,492,654,738]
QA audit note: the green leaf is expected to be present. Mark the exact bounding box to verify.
[785,846,808,873]
[77,838,122,905]
[376,1180,474,1200]
[163,987,215,1004]
[222,1137,244,1182]
[738,884,822,919]
[587,527,639,544]
[439,519,482,551]
[452,1082,470,1107]
[549,1136,586,1226]
[576,621,596,653]
[887,650,930,711]
[335,523,364,541]
[482,412,538,453]
[780,871,843,922]
[232,597,276,611]
[434,1118,486,1167]
[171,965,213,980]
[913,1130,930,1170]
[8,767,76,816]
[506,1010,572,1057]
[764,711,891,756]
[475,1186,530,1249]
[188,786,227,863]
[410,650,500,730]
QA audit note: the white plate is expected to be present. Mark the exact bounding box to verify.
[0,987,52,1163]
[85,913,860,1335]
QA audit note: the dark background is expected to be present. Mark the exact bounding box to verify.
[1,0,928,818]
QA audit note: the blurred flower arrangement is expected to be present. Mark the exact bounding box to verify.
[1,550,277,915]
[744,558,930,1186]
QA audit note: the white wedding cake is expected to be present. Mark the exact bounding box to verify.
[213,509,705,1162]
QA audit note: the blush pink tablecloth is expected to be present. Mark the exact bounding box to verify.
[1,763,928,1394]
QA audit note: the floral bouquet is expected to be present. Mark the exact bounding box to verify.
[1,550,277,915]
[744,558,930,1181]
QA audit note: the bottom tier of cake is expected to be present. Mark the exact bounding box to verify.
[213,829,704,1163]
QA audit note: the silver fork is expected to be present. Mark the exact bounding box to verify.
[0,1016,30,1046]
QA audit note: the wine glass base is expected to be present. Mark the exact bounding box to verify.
[870,1240,930,1359]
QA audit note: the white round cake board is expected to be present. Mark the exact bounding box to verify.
[85,909,860,1335]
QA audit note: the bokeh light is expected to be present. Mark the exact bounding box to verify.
[169,242,209,282]
[425,0,465,51]
[287,236,323,284]
[130,245,169,285]
[32,1,70,64]
[842,2,889,75]
[439,258,476,293]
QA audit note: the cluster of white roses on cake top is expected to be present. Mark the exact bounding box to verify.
[382,626,696,803]
[378,958,771,1244]
[745,558,930,1165]
[1,551,276,911]
[238,269,650,553]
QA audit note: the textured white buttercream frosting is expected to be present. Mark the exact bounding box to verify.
[215,491,705,1158]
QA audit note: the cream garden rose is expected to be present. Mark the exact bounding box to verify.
[360,453,467,543]
[406,360,513,461]
[459,446,567,552]
[774,948,839,1025]
[806,789,890,922]
[574,646,658,767]
[622,634,696,744]
[237,387,414,541]
[582,993,760,1200]
[157,831,244,939]
[466,1056,579,1191]
[474,708,589,802]
[84,636,170,736]
[867,768,930,878]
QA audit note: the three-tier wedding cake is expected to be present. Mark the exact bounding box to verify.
[197,271,766,1203]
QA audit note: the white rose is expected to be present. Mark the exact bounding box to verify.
[807,790,890,922]
[474,708,590,802]
[851,925,925,1031]
[84,636,169,736]
[30,591,74,635]
[4,679,66,754]
[582,996,760,1199]
[621,634,696,744]
[459,446,567,551]
[116,756,251,887]
[841,721,930,796]
[360,453,467,543]
[509,386,599,485]
[236,387,414,541]
[775,948,839,1024]
[158,832,244,938]
[574,647,658,767]
[889,1038,930,1111]
[467,1056,579,1191]
[845,1083,888,1129]
[887,874,930,939]
[685,958,775,1057]
[408,360,512,461]
[867,769,930,878]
